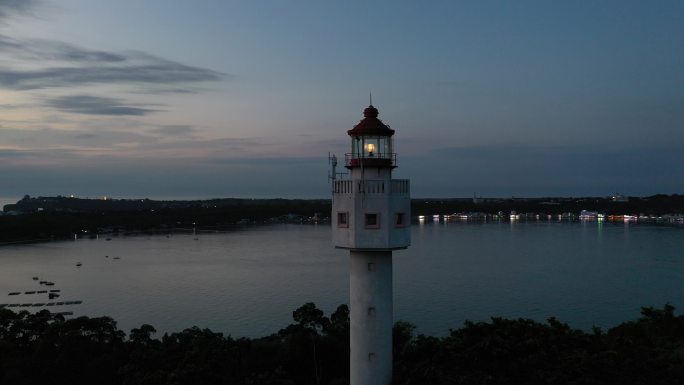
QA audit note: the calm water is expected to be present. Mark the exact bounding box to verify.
[0,222,682,337]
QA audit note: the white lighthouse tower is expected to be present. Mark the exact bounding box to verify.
[331,103,411,385]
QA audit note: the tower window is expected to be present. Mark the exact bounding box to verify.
[395,213,405,227]
[337,212,349,228]
[364,213,379,229]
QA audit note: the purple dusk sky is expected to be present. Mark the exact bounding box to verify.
[0,0,682,200]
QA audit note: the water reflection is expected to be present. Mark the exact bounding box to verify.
[1,222,682,338]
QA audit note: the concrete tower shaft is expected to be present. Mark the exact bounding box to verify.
[350,250,393,385]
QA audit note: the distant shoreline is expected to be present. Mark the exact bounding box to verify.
[2,194,683,245]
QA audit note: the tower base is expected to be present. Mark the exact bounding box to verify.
[349,250,393,385]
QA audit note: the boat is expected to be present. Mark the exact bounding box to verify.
[8,292,20,296]
[76,262,82,267]
[49,293,60,299]
[113,256,120,260]
[45,282,55,286]
[32,277,39,280]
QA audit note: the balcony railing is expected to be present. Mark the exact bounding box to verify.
[332,180,353,194]
[332,179,410,195]
[344,153,397,168]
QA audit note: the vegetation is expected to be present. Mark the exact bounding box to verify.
[1,304,683,384]
[0,197,330,243]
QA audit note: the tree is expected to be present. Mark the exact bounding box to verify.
[292,302,329,333]
[129,324,156,345]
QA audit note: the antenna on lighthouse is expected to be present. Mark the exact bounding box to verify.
[328,152,337,182]
[369,92,373,106]
[328,153,347,182]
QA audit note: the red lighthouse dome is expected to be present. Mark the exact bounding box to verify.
[346,104,396,169]
[347,105,395,137]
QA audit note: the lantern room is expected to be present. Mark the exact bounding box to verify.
[346,105,396,169]
[332,103,410,251]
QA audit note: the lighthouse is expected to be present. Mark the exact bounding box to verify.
[331,103,411,385]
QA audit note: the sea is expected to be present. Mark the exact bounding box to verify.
[0,221,682,338]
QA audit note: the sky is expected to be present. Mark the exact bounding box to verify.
[0,0,682,200]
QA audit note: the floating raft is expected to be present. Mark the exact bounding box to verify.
[1,301,83,308]
[9,289,61,296]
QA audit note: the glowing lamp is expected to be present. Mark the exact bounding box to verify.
[345,104,396,168]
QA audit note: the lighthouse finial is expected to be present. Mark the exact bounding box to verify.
[369,92,373,106]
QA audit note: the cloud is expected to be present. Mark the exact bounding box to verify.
[0,126,154,148]
[0,148,33,159]
[0,32,224,92]
[0,125,267,162]
[45,95,158,116]
[149,125,196,136]
[0,59,223,90]
[0,0,40,20]
[0,34,127,62]
[132,87,200,95]
[0,102,30,109]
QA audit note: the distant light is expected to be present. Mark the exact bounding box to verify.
[103,196,108,201]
